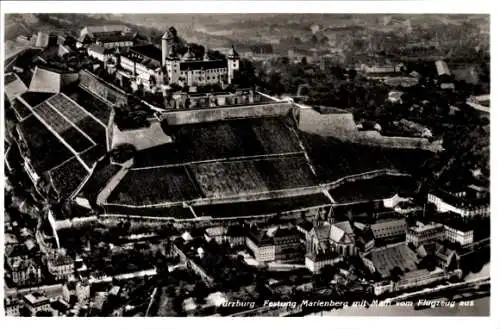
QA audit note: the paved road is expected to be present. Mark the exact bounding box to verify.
[5,283,63,298]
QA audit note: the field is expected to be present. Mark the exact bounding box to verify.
[5,73,17,84]
[79,144,107,168]
[19,91,54,107]
[10,97,32,120]
[49,156,89,199]
[47,93,107,145]
[190,160,268,198]
[134,117,302,167]
[76,116,107,145]
[107,166,201,205]
[79,161,121,204]
[35,102,73,133]
[106,152,318,206]
[253,155,317,190]
[19,116,74,172]
[328,175,417,203]
[59,126,94,152]
[300,132,434,182]
[67,87,113,125]
[47,93,89,125]
[250,117,302,155]
[192,193,332,218]
[189,155,317,199]
[33,98,98,152]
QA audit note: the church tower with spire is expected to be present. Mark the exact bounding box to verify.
[227,44,240,84]
[161,31,169,67]
[165,48,180,85]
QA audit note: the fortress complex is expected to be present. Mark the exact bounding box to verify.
[5,25,417,231]
[91,26,240,91]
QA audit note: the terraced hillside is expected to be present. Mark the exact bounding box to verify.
[133,116,303,167]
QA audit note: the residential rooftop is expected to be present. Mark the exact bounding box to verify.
[365,243,418,278]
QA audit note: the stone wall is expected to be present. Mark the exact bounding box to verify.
[160,102,292,125]
[297,107,443,152]
[79,70,128,106]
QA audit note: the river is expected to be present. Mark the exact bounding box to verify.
[308,297,489,316]
[310,263,490,317]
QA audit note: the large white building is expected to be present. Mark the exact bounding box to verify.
[406,222,445,246]
[246,226,303,263]
[108,29,240,90]
[443,223,474,246]
[428,187,489,218]
[77,25,134,48]
[370,218,407,242]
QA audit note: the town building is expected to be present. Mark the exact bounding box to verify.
[7,256,43,287]
[435,60,451,77]
[204,225,245,247]
[4,297,21,316]
[77,25,133,48]
[362,242,419,279]
[273,227,305,263]
[440,82,455,90]
[47,251,75,281]
[373,268,458,296]
[95,35,135,49]
[118,44,163,90]
[428,186,490,218]
[383,194,411,209]
[442,221,474,246]
[90,291,107,314]
[51,298,71,316]
[305,251,342,274]
[355,227,375,253]
[406,222,445,246]
[370,218,407,244]
[435,242,460,270]
[246,226,303,263]
[23,293,51,315]
[62,276,91,304]
[358,63,403,74]
[246,231,275,262]
[387,90,404,103]
[87,44,113,62]
[158,88,257,111]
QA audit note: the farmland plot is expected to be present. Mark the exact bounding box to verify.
[107,166,201,205]
[254,155,317,191]
[190,160,269,198]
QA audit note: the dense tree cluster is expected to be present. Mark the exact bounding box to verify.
[113,95,154,130]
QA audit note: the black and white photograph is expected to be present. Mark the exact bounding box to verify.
[0,1,495,325]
